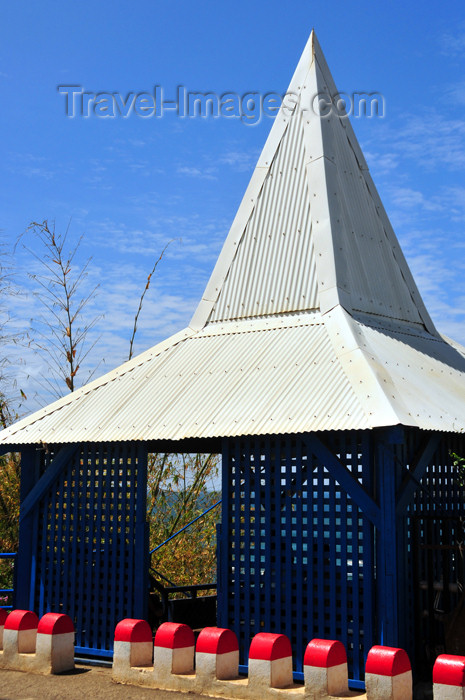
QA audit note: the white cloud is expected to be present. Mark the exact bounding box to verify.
[176,165,217,180]
[363,110,465,172]
[219,150,258,171]
[363,150,399,177]
[439,26,465,58]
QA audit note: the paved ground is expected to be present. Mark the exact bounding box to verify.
[0,665,199,699]
[0,664,434,699]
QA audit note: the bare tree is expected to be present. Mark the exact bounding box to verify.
[128,239,174,361]
[11,223,220,593]
[20,220,101,399]
[0,237,25,420]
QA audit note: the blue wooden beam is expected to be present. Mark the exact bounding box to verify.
[15,447,38,609]
[376,438,398,646]
[395,434,441,516]
[0,445,21,456]
[303,435,381,529]
[216,437,229,630]
[19,445,78,522]
[134,443,149,624]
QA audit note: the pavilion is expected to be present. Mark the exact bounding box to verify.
[2,31,465,682]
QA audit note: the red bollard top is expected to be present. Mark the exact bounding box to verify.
[114,618,152,643]
[154,622,194,649]
[433,654,465,687]
[196,627,239,655]
[304,639,347,668]
[4,609,38,631]
[38,612,74,635]
[365,646,411,677]
[249,632,292,661]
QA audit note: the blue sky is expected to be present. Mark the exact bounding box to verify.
[1,0,465,412]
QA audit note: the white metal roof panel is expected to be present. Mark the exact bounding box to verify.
[209,107,319,321]
[329,103,424,324]
[0,314,370,445]
[193,31,435,333]
[353,316,465,431]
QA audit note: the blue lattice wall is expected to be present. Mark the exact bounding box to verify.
[217,431,376,682]
[401,431,465,676]
[217,429,465,683]
[13,428,465,671]
[16,443,148,658]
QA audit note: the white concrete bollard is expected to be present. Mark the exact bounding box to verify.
[365,645,412,700]
[153,622,195,681]
[0,608,8,650]
[195,626,239,681]
[433,654,465,700]
[35,612,75,674]
[248,632,293,692]
[303,638,348,697]
[3,609,38,658]
[113,618,153,677]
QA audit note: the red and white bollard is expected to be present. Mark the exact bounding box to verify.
[35,612,75,673]
[0,609,8,650]
[153,622,195,680]
[3,609,38,657]
[113,618,153,675]
[303,638,348,697]
[365,645,412,700]
[195,626,239,681]
[248,632,293,693]
[433,654,465,700]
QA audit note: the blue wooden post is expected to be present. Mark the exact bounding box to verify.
[134,443,149,623]
[216,438,229,629]
[15,446,38,609]
[375,430,400,647]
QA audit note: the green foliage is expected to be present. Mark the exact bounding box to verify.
[148,453,220,585]
[0,240,25,602]
[0,408,20,603]
[451,451,465,487]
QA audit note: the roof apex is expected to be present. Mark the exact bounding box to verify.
[190,30,437,335]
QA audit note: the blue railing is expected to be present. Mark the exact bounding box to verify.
[0,500,222,613]
[149,500,221,620]
[149,499,222,555]
[0,552,17,609]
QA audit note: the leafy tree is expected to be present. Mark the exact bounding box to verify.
[148,453,220,586]
[0,245,21,603]
[0,451,20,604]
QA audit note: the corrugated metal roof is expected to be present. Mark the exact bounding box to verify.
[193,31,434,333]
[209,107,319,321]
[0,314,371,444]
[355,315,465,431]
[1,30,465,447]
[2,307,465,446]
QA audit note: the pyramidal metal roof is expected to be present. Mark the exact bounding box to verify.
[2,30,465,447]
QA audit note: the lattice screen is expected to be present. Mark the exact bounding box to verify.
[31,443,148,656]
[218,432,375,680]
[405,432,465,673]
